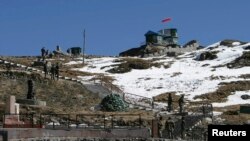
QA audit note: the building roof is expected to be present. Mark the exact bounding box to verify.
[144,31,159,36]
[70,47,81,49]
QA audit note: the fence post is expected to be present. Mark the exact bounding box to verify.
[103,115,106,129]
[3,114,5,128]
[139,114,142,128]
[31,114,34,128]
[111,115,114,128]
[39,114,42,128]
[67,114,70,129]
[76,115,78,129]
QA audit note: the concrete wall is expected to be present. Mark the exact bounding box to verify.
[1,128,151,140]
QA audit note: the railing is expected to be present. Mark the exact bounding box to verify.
[2,113,142,129]
[186,126,208,141]
[187,102,213,117]
[3,113,42,128]
[76,114,142,129]
[39,114,70,129]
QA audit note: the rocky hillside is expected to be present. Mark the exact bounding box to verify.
[0,67,101,114]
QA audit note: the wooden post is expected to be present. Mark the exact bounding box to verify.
[151,119,159,138]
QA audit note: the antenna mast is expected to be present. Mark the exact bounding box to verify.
[83,29,86,64]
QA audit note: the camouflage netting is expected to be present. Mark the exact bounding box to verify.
[100,94,128,112]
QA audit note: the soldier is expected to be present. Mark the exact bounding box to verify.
[158,116,166,138]
[202,105,206,117]
[55,63,59,80]
[178,95,185,113]
[6,63,12,77]
[181,116,186,139]
[41,47,46,61]
[165,117,175,139]
[46,49,49,56]
[27,80,35,99]
[50,64,55,80]
[43,61,48,78]
[56,45,61,52]
[167,93,173,112]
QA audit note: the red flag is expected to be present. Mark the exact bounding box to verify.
[161,17,171,23]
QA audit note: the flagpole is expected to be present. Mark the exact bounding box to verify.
[83,29,86,65]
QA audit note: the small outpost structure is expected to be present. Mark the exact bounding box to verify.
[145,28,178,46]
[120,28,199,57]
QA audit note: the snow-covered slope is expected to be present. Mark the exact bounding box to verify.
[67,41,250,107]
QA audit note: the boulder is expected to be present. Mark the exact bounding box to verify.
[220,39,246,47]
[244,46,250,50]
[227,51,250,68]
[241,94,250,100]
[197,51,217,61]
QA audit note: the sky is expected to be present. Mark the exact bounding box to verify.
[0,0,249,56]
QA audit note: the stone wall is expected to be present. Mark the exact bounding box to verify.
[143,43,198,58]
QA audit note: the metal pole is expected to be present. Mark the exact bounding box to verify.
[83,29,86,65]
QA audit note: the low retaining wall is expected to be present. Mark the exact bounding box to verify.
[1,128,151,140]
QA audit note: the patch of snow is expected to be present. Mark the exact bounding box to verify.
[47,122,60,126]
[206,42,221,48]
[212,90,250,107]
[213,111,223,116]
[67,41,250,104]
[77,76,95,81]
[76,57,120,73]
[65,61,82,65]
[232,42,241,46]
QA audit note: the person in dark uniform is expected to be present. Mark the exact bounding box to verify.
[165,117,175,139]
[41,47,46,61]
[167,93,173,112]
[181,116,186,139]
[43,61,48,78]
[55,63,59,80]
[158,116,166,138]
[50,64,55,80]
[178,95,185,113]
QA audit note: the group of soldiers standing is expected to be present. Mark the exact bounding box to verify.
[158,115,186,139]
[41,47,49,61]
[41,47,60,80]
[43,61,60,80]
[167,93,185,113]
[157,93,186,139]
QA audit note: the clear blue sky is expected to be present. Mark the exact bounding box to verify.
[0,0,249,56]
